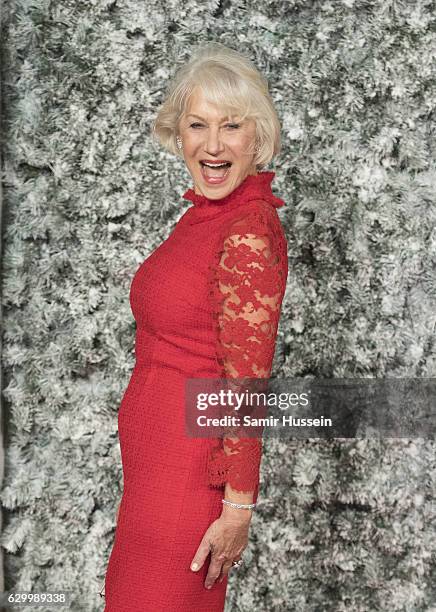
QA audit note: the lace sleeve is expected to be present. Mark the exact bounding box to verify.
[206,203,288,494]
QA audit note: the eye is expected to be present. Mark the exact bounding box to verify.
[189,122,203,129]
[226,123,240,129]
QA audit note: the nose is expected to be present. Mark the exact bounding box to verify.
[204,127,225,156]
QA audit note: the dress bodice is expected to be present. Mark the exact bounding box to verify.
[127,169,288,494]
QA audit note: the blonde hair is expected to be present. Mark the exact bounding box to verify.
[151,42,281,170]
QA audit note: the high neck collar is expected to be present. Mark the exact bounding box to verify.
[182,170,284,209]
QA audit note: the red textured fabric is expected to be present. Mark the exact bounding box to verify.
[103,171,288,611]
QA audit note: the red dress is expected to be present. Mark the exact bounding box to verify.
[103,171,288,611]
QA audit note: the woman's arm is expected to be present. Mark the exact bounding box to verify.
[207,207,286,497]
[191,204,287,588]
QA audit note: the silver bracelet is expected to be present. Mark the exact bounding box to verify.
[222,498,256,510]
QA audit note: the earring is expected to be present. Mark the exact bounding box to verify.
[176,136,183,149]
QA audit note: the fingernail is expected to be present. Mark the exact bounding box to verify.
[206,585,212,589]
[191,563,198,571]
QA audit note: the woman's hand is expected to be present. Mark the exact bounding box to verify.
[190,506,253,589]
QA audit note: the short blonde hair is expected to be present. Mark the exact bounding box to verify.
[152,42,281,170]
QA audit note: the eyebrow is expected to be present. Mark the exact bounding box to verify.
[186,113,240,122]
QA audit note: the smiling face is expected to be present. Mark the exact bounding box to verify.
[177,87,258,199]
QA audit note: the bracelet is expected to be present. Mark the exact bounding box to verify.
[222,499,256,510]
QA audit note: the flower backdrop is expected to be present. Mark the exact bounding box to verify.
[1,0,435,610]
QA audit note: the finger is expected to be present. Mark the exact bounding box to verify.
[190,538,213,572]
[218,560,233,583]
[205,556,226,589]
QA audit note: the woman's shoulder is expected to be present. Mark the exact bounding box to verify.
[219,197,286,241]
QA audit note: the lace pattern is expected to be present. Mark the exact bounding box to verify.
[207,201,288,493]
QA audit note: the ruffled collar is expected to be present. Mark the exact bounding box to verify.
[182,170,284,209]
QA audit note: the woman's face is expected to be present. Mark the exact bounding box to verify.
[178,87,258,199]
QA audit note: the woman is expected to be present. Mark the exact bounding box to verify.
[102,41,288,611]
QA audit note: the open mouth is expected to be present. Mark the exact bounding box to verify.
[200,160,232,182]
